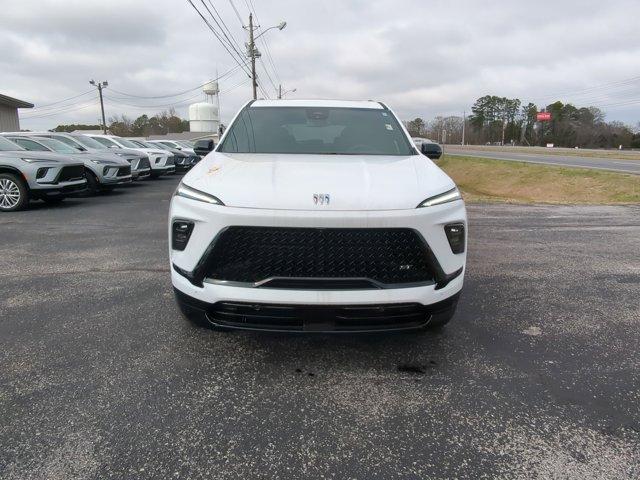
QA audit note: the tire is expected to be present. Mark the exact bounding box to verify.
[42,195,66,204]
[84,171,101,194]
[0,173,29,212]
[150,170,162,179]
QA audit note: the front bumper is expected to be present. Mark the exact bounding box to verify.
[174,156,199,171]
[170,197,467,315]
[175,287,461,332]
[150,155,175,175]
[132,167,152,180]
[30,179,87,198]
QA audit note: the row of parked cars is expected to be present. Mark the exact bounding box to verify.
[0,132,216,212]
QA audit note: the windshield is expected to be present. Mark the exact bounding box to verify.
[73,135,109,150]
[93,136,120,148]
[0,137,24,151]
[115,138,142,149]
[150,142,171,151]
[38,138,79,153]
[177,141,194,148]
[219,106,414,155]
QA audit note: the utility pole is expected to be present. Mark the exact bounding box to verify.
[90,79,108,134]
[278,84,296,99]
[245,17,286,100]
[248,14,258,100]
[462,111,466,146]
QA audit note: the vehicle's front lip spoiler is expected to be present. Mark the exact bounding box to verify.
[172,263,463,291]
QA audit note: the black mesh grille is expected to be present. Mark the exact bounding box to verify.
[117,166,131,176]
[202,227,435,287]
[57,165,84,182]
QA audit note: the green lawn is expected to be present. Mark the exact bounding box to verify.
[439,155,640,204]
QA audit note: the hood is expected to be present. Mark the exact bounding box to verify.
[0,150,81,164]
[182,152,456,211]
[136,148,167,156]
[77,151,133,165]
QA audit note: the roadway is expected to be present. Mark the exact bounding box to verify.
[446,146,640,175]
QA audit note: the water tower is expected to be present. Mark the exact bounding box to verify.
[189,80,220,133]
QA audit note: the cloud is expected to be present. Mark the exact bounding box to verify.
[1,0,639,131]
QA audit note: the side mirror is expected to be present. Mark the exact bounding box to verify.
[420,142,443,160]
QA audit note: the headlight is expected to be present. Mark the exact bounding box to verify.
[417,187,462,208]
[21,157,54,163]
[175,182,224,205]
[89,159,106,164]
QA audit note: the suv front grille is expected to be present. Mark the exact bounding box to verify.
[136,158,150,170]
[57,165,84,182]
[201,227,435,288]
[117,166,131,177]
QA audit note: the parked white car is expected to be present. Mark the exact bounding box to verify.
[169,99,467,333]
[86,134,175,177]
[147,140,197,157]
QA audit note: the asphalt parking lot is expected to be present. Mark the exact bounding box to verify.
[1,176,639,479]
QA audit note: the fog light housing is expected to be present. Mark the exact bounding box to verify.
[172,220,194,251]
[444,223,465,254]
[36,167,49,179]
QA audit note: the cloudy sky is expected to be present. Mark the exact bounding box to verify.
[2,0,640,131]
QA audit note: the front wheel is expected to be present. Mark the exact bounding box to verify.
[0,173,29,212]
[84,171,101,194]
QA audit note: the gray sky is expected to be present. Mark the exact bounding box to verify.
[2,0,639,131]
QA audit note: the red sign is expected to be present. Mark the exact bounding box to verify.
[537,112,551,122]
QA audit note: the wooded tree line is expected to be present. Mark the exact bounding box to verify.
[406,95,640,148]
[107,108,189,137]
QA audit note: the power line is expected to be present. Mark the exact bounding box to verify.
[21,100,98,120]
[199,0,246,63]
[30,90,95,110]
[109,66,242,99]
[531,75,640,102]
[185,0,252,78]
[103,92,205,109]
[227,0,244,24]
[259,58,278,93]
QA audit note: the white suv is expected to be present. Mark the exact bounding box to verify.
[87,134,175,177]
[169,100,467,332]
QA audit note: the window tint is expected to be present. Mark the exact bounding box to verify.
[0,137,25,151]
[37,138,78,153]
[115,138,140,148]
[74,135,109,150]
[16,139,49,151]
[53,136,84,150]
[93,137,119,148]
[219,107,414,155]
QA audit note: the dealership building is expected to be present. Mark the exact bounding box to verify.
[0,93,34,131]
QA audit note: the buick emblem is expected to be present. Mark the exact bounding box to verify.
[313,193,330,205]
